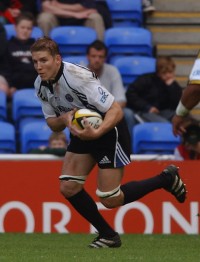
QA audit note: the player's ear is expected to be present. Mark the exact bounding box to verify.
[55,54,62,64]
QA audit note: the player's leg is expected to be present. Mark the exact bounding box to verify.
[59,151,120,248]
[96,164,187,210]
[94,118,186,208]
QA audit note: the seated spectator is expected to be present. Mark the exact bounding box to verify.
[126,56,183,123]
[37,0,105,40]
[0,23,9,94]
[1,12,37,98]
[0,0,38,25]
[174,123,200,160]
[29,131,68,156]
[86,40,136,137]
[95,0,112,29]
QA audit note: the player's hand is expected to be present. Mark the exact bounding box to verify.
[70,117,101,140]
[60,109,77,128]
[172,115,186,136]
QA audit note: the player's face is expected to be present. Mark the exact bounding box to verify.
[87,48,106,71]
[49,139,67,149]
[158,71,175,85]
[32,51,61,81]
[15,19,33,40]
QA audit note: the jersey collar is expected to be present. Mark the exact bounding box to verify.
[41,62,64,93]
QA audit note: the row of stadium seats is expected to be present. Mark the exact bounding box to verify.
[106,0,143,27]
[4,24,153,60]
[0,120,180,154]
[0,120,70,154]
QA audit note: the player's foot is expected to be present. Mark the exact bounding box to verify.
[162,165,187,203]
[89,233,121,248]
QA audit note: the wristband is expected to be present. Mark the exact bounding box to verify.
[176,101,189,117]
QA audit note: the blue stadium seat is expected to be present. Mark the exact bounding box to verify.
[132,123,181,154]
[0,91,7,121]
[105,27,153,60]
[0,122,16,153]
[110,56,156,87]
[63,55,88,67]
[4,24,43,40]
[20,120,70,153]
[50,26,97,56]
[106,0,143,27]
[12,89,43,128]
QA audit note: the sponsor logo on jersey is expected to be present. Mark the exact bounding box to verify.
[192,70,200,76]
[98,86,109,103]
[56,105,70,113]
[65,94,73,102]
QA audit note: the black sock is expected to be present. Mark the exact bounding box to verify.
[121,173,171,205]
[67,189,116,237]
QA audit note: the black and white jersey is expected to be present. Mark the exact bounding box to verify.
[34,62,115,119]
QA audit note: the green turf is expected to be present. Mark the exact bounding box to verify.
[0,233,199,262]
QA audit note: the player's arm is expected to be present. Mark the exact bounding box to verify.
[172,83,200,135]
[180,83,200,110]
[98,101,123,134]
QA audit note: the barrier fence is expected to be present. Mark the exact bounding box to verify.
[0,155,199,234]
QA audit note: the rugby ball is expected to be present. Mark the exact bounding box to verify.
[72,109,103,129]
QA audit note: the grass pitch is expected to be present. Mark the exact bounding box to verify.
[0,233,199,262]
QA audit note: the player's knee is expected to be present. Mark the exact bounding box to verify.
[59,175,85,198]
[96,186,122,209]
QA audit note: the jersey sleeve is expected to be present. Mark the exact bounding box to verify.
[41,101,57,119]
[86,81,115,113]
[188,52,200,85]
[67,64,115,113]
[34,77,57,119]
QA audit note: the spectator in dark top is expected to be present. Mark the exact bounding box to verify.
[0,23,10,95]
[37,0,105,40]
[2,12,37,97]
[29,131,68,156]
[0,0,38,24]
[126,56,183,123]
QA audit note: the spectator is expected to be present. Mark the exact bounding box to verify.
[0,0,38,25]
[174,123,200,160]
[29,131,68,156]
[95,0,112,29]
[0,23,9,95]
[86,40,136,137]
[37,0,105,40]
[126,56,182,123]
[2,12,37,98]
